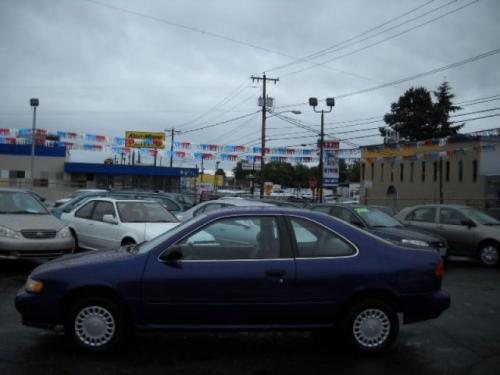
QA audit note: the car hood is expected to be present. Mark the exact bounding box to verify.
[0,214,65,231]
[368,226,443,244]
[31,248,133,276]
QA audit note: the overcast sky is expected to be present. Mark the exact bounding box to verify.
[1,0,499,166]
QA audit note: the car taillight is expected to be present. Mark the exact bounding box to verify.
[435,259,445,279]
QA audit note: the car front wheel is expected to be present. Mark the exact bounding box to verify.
[479,242,499,267]
[342,299,399,353]
[65,297,125,352]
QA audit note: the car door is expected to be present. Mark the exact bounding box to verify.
[401,207,439,234]
[286,216,359,323]
[86,201,122,250]
[436,207,477,255]
[67,201,96,249]
[141,215,296,326]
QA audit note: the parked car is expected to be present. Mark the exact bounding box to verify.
[396,204,500,266]
[54,189,108,207]
[16,207,449,353]
[309,204,447,257]
[159,192,196,209]
[26,190,55,211]
[52,190,185,219]
[0,188,74,259]
[176,197,274,221]
[60,198,179,251]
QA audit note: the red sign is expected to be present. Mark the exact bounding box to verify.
[309,176,317,189]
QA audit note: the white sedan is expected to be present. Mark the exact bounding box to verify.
[61,198,179,251]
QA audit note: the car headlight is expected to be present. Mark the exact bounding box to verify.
[0,225,20,239]
[25,277,44,293]
[57,226,72,238]
[401,239,430,247]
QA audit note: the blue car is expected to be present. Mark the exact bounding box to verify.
[15,207,450,353]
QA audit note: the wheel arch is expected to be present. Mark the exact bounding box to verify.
[476,238,500,254]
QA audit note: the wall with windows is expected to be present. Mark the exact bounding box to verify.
[360,139,499,209]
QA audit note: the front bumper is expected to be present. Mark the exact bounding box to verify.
[401,291,450,324]
[0,237,74,259]
[15,288,60,329]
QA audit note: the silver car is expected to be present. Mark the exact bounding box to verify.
[396,204,500,266]
[0,188,75,259]
[61,198,179,251]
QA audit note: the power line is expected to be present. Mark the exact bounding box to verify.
[181,110,260,134]
[279,0,478,78]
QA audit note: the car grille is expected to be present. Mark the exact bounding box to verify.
[430,241,446,248]
[21,230,57,239]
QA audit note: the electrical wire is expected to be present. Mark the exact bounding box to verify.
[181,110,260,134]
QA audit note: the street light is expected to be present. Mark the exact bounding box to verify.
[259,109,302,198]
[309,97,335,203]
[30,98,39,189]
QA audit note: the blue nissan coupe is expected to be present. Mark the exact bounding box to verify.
[16,207,450,353]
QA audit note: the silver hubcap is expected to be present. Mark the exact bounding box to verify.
[481,246,499,266]
[353,308,391,348]
[75,306,115,347]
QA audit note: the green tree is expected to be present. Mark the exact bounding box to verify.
[232,161,252,181]
[294,164,312,188]
[258,161,295,187]
[433,81,463,137]
[381,87,437,141]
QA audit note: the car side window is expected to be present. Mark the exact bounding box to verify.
[75,201,95,219]
[439,208,466,226]
[203,203,226,214]
[331,207,359,225]
[160,198,180,212]
[174,216,280,260]
[407,207,437,223]
[311,206,331,214]
[289,217,356,258]
[91,201,116,222]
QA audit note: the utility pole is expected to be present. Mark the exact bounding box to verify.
[165,128,180,168]
[29,98,39,189]
[251,74,279,198]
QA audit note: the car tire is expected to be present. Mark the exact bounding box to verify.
[69,230,78,253]
[341,299,399,353]
[65,296,125,352]
[478,242,499,267]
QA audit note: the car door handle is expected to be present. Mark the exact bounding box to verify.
[265,269,286,278]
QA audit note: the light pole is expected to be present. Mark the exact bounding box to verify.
[30,98,39,189]
[165,128,181,168]
[259,109,301,198]
[309,97,335,203]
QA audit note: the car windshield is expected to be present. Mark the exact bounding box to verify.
[117,202,178,223]
[136,214,207,254]
[0,191,48,214]
[461,208,500,225]
[353,207,402,228]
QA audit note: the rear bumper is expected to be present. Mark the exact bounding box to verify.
[401,291,450,324]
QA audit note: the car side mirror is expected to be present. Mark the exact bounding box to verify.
[160,245,183,262]
[351,219,364,228]
[102,214,118,224]
[461,218,475,227]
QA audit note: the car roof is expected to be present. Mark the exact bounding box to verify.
[84,197,161,203]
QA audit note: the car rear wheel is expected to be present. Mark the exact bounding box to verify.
[342,299,399,353]
[65,297,125,352]
[479,242,499,267]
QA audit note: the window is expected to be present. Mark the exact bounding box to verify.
[406,207,436,223]
[194,202,227,217]
[289,218,356,257]
[9,170,25,179]
[91,201,115,221]
[445,161,450,182]
[458,160,463,182]
[311,206,331,214]
[400,163,404,182]
[410,162,414,182]
[75,201,95,219]
[174,216,281,260]
[380,163,384,182]
[439,208,466,226]
[421,161,426,182]
[330,207,360,226]
[117,202,177,223]
[433,161,438,182]
[472,160,478,182]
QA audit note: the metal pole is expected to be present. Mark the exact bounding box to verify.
[169,128,174,168]
[30,106,37,188]
[260,75,267,199]
[318,110,324,203]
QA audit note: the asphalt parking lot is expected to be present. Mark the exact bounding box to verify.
[1,258,499,375]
